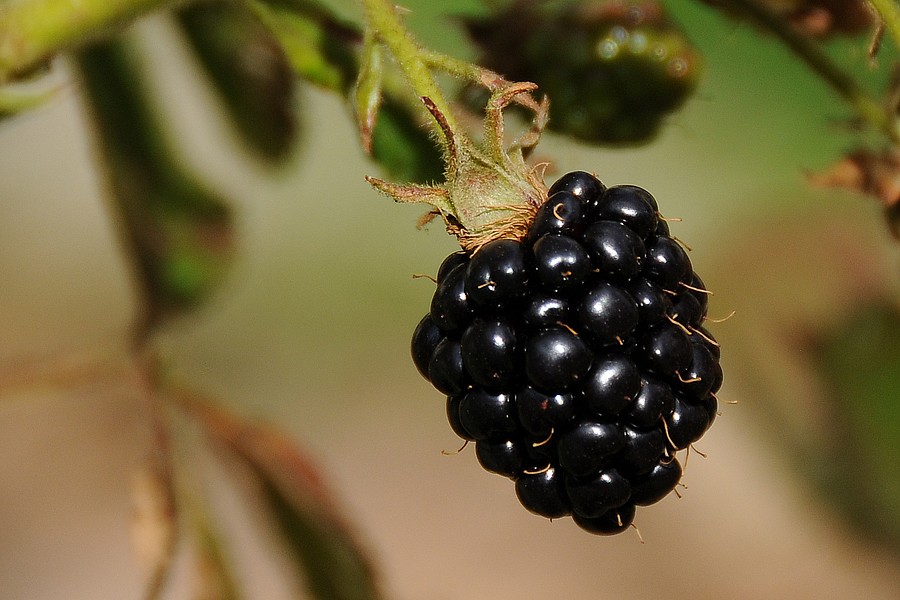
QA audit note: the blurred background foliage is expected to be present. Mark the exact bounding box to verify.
[0,0,898,599]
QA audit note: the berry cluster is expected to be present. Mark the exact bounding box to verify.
[411,171,722,535]
[463,1,701,144]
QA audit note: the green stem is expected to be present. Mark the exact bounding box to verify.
[0,0,183,83]
[360,0,460,134]
[420,48,488,85]
[718,0,899,143]
[870,0,900,52]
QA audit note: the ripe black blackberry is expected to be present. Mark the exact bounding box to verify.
[410,171,722,536]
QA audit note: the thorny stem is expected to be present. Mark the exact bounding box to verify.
[0,0,184,83]
[870,0,900,52]
[360,0,461,136]
[719,0,900,144]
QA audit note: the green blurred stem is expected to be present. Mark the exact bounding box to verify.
[870,0,900,52]
[0,0,183,83]
[360,0,460,135]
[719,0,900,144]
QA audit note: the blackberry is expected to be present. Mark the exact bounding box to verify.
[582,220,646,281]
[577,281,639,345]
[565,467,631,518]
[410,170,723,535]
[520,293,570,330]
[624,375,675,429]
[430,263,472,331]
[532,234,592,292]
[465,239,529,305]
[427,337,467,395]
[548,170,607,201]
[525,327,593,392]
[516,386,577,437]
[527,191,587,241]
[411,314,442,379]
[640,323,693,376]
[460,318,519,391]
[557,421,625,477]
[446,394,475,441]
[515,466,571,518]
[593,185,659,237]
[458,388,518,441]
[573,503,636,535]
[581,355,641,416]
[644,235,691,292]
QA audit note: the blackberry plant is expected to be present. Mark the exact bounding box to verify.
[2,0,900,597]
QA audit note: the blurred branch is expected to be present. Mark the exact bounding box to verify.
[0,343,131,398]
[0,82,58,118]
[0,0,186,83]
[130,347,181,600]
[716,0,900,144]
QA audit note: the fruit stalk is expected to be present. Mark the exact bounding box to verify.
[360,0,459,136]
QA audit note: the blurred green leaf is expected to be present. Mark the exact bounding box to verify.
[260,476,381,600]
[247,0,359,92]
[182,393,384,600]
[813,302,900,553]
[247,0,443,182]
[369,95,444,183]
[74,36,234,333]
[177,0,299,163]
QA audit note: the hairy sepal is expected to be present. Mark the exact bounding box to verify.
[367,82,548,250]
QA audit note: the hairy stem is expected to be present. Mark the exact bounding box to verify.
[360,0,460,134]
[0,0,186,83]
[718,0,899,143]
[870,0,900,52]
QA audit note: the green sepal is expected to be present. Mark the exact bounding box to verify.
[353,30,383,153]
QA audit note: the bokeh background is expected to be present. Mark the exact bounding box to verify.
[1,1,899,599]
